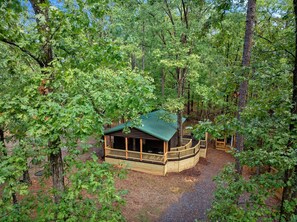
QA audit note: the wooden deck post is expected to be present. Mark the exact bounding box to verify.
[205,132,208,149]
[166,142,168,161]
[140,138,143,161]
[125,137,128,159]
[104,135,107,156]
[163,141,168,163]
[233,135,236,147]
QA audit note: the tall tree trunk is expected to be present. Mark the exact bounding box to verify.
[177,110,183,146]
[0,128,7,156]
[0,128,4,145]
[187,82,191,115]
[12,193,17,205]
[191,94,194,112]
[177,68,183,146]
[142,21,145,71]
[280,0,297,219]
[49,140,65,204]
[161,68,165,98]
[131,53,136,70]
[22,169,32,185]
[29,0,65,204]
[235,0,256,175]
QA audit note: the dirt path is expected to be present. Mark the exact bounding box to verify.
[158,148,234,222]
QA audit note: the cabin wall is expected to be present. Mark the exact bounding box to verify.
[169,132,178,149]
[114,136,125,149]
[144,140,163,152]
[106,129,165,153]
[128,138,140,151]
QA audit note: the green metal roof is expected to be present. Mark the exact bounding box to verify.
[104,110,186,141]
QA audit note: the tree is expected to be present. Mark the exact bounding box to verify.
[0,0,155,220]
[208,0,297,220]
[235,0,257,175]
[280,0,297,219]
[110,0,212,145]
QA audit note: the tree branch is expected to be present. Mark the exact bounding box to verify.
[182,0,189,29]
[157,32,167,45]
[0,36,44,67]
[164,0,175,26]
[255,33,295,58]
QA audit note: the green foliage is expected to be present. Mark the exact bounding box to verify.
[35,156,126,222]
[208,164,280,221]
[1,0,297,220]
[0,143,31,222]
[206,0,297,220]
[0,0,155,221]
[193,115,238,139]
[0,152,127,222]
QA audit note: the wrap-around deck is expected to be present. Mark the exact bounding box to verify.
[104,137,208,175]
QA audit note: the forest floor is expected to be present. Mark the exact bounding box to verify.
[116,145,234,222]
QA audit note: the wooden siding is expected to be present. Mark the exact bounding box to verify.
[169,132,178,149]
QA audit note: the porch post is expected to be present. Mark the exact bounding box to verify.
[163,141,167,163]
[125,137,128,159]
[140,138,143,161]
[104,135,107,157]
[233,135,236,147]
[205,132,208,149]
[165,142,168,161]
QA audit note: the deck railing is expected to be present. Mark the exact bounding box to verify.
[105,147,164,163]
[170,138,192,151]
[105,139,200,163]
[167,141,200,160]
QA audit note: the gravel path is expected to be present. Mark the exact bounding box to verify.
[158,148,234,222]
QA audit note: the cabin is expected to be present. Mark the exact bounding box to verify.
[104,110,208,175]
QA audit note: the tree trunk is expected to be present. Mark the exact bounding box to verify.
[12,193,17,205]
[177,110,183,146]
[177,68,184,146]
[22,169,32,185]
[161,68,165,98]
[49,140,64,204]
[142,21,145,71]
[280,0,297,218]
[191,94,194,112]
[29,0,65,204]
[131,53,136,70]
[0,128,4,144]
[0,128,7,156]
[187,82,191,115]
[235,0,256,175]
